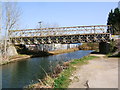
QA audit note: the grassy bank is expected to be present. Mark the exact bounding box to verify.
[0,54,31,65]
[27,55,98,88]
[54,55,98,88]
[0,48,80,66]
[78,43,99,51]
[48,48,79,55]
[107,52,120,57]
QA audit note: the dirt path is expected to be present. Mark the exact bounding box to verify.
[68,54,118,88]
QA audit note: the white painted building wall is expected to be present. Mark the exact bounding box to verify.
[26,43,80,51]
[49,44,79,51]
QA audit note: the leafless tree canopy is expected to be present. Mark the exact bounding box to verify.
[1,2,21,61]
[2,2,21,31]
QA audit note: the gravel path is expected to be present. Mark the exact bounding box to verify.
[68,54,118,88]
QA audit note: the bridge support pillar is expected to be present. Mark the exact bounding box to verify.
[99,42,110,54]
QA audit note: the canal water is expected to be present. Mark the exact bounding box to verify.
[2,50,92,88]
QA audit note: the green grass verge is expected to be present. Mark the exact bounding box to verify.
[107,52,120,58]
[54,55,98,88]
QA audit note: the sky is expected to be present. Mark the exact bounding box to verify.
[17,2,118,29]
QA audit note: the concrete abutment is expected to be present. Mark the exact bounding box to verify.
[99,42,111,54]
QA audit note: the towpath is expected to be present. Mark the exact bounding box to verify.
[68,54,118,88]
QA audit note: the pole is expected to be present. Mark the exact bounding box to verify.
[38,21,42,28]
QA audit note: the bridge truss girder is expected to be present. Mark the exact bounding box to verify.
[8,25,111,45]
[11,33,110,45]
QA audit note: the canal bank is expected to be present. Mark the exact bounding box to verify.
[0,47,79,65]
[2,50,93,88]
[26,54,98,88]
[27,54,118,88]
[0,55,31,65]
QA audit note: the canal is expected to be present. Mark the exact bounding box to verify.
[2,50,92,88]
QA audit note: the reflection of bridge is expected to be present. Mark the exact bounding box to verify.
[9,25,111,45]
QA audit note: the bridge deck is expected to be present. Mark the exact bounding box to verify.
[10,33,110,38]
[10,33,111,45]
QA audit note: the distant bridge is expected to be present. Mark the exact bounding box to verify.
[9,25,111,45]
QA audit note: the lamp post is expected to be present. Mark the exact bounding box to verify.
[38,21,42,28]
[38,21,43,50]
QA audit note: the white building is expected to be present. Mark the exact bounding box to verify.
[118,1,120,10]
[26,43,80,51]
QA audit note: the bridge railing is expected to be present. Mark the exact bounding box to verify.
[8,25,111,38]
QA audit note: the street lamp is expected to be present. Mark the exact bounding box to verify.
[38,21,42,28]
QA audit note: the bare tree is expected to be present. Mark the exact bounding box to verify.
[2,2,21,61]
[3,2,21,31]
[0,3,3,62]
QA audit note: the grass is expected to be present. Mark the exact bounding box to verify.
[26,55,98,88]
[49,48,79,55]
[107,52,120,58]
[0,60,10,65]
[0,54,31,65]
[54,55,98,88]
[54,65,75,88]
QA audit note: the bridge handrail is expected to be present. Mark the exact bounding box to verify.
[8,25,111,32]
[10,33,111,38]
[8,25,111,38]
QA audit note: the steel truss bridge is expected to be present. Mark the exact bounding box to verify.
[8,25,111,45]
